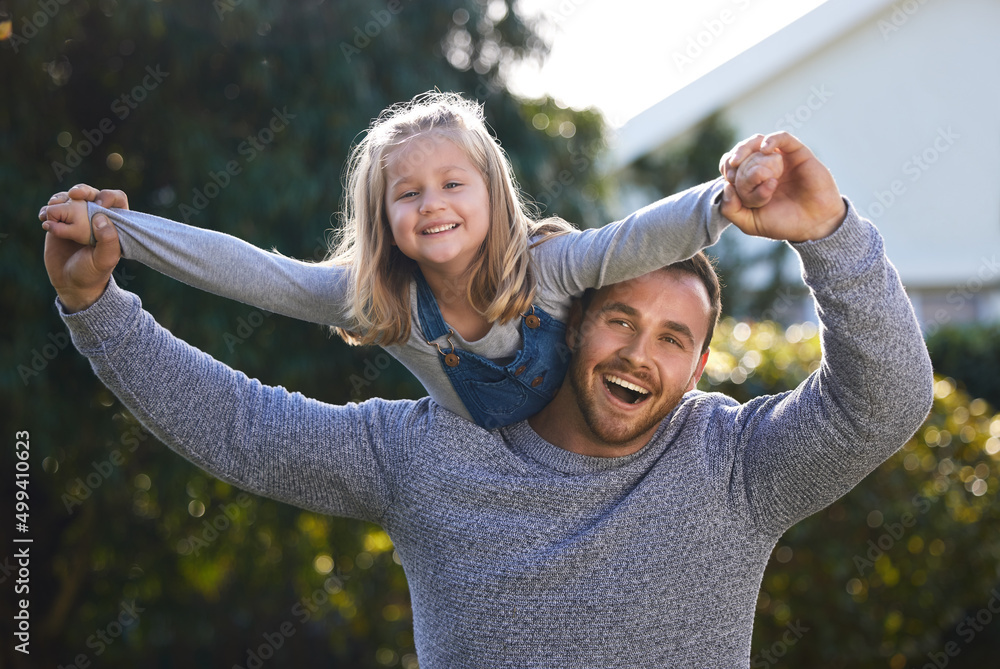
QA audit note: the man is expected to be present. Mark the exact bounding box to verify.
[44,133,933,667]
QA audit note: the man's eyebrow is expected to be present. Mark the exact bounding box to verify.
[598,302,638,317]
[599,302,696,346]
[662,320,696,346]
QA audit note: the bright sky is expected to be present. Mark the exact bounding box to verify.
[508,0,830,127]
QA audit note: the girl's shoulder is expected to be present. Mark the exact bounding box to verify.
[527,216,577,253]
[528,215,577,239]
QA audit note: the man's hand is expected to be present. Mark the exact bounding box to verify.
[44,212,121,314]
[719,132,847,243]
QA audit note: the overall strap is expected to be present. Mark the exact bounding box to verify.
[413,269,451,341]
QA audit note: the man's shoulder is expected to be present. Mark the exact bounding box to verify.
[660,389,759,435]
[667,387,800,437]
[677,389,741,413]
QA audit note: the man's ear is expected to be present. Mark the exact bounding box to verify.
[687,349,711,392]
[565,299,584,351]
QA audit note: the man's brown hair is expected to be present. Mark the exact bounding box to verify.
[577,251,722,354]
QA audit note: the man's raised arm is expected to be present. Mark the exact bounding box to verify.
[44,221,415,522]
[715,132,934,534]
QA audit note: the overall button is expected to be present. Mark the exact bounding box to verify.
[514,365,526,376]
[445,353,461,367]
[531,374,544,387]
[525,314,541,329]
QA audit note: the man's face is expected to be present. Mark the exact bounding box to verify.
[565,269,712,449]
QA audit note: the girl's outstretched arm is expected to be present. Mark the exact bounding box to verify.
[530,146,784,304]
[40,186,352,328]
[530,177,731,302]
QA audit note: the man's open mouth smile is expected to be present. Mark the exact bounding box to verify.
[603,374,651,405]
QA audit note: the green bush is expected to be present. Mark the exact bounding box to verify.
[926,324,1000,409]
[703,318,1000,668]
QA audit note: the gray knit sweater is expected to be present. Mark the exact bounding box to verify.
[60,204,933,667]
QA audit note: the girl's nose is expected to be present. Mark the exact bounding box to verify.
[419,193,445,214]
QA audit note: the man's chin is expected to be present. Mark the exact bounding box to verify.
[578,400,664,447]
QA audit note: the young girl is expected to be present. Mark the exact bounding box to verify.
[40,91,756,428]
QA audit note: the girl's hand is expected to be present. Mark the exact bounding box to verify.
[39,183,130,223]
[719,132,846,243]
[732,150,783,209]
[39,200,101,246]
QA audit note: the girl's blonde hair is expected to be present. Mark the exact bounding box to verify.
[324,91,573,346]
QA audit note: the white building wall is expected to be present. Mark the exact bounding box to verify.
[720,0,1000,294]
[613,0,1000,326]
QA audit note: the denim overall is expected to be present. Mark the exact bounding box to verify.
[414,270,570,429]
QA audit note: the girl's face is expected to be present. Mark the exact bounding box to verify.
[383,135,491,278]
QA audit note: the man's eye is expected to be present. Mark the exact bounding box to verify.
[610,319,632,329]
[661,335,685,348]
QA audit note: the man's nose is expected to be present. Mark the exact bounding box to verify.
[619,333,652,369]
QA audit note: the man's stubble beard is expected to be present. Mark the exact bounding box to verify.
[567,360,686,447]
